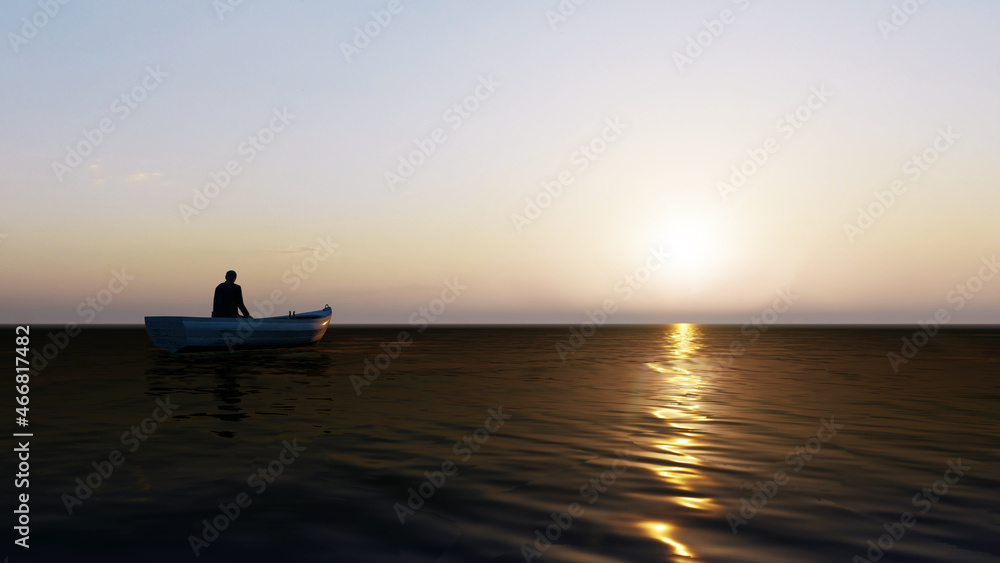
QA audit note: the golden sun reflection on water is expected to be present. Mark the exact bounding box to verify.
[640,324,719,561]
[640,522,694,559]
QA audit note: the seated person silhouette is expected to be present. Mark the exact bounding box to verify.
[212,270,252,318]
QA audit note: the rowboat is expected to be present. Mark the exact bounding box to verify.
[144,306,332,353]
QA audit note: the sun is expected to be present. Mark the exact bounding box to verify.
[652,216,727,281]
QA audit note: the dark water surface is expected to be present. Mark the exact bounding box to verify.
[3,325,999,562]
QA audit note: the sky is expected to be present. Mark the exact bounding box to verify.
[2,0,999,324]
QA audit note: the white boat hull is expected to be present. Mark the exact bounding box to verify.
[144,306,331,353]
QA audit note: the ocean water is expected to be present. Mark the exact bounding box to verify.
[4,325,999,562]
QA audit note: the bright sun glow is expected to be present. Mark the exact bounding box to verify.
[652,216,727,281]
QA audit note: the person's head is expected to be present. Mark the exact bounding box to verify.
[225,270,237,282]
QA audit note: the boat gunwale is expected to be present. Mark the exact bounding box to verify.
[144,306,331,353]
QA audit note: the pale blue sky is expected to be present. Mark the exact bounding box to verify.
[2,1,999,324]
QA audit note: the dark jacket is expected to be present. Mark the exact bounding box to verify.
[212,281,250,318]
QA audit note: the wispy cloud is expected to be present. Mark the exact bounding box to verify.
[271,246,320,254]
[126,172,163,183]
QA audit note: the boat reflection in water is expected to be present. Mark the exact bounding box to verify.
[640,323,720,561]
